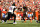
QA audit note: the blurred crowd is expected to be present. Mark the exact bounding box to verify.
[0,0,40,20]
[0,0,40,11]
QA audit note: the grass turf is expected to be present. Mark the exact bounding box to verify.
[0,20,40,27]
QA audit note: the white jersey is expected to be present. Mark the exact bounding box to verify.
[8,6,16,14]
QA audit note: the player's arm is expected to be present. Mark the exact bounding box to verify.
[13,8,16,12]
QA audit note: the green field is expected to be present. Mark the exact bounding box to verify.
[0,20,40,27]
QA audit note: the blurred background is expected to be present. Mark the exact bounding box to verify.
[0,0,40,20]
